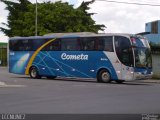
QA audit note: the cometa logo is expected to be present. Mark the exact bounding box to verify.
[61,53,88,60]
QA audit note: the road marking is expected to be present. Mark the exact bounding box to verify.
[0,81,6,86]
[0,81,25,88]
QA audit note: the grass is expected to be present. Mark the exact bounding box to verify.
[0,48,7,66]
[152,73,160,80]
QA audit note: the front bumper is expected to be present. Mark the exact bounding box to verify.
[134,72,153,80]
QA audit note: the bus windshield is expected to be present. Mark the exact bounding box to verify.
[131,37,152,68]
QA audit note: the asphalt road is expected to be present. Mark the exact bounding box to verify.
[0,67,160,114]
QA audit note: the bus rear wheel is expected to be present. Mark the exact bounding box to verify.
[97,69,111,83]
[29,67,41,79]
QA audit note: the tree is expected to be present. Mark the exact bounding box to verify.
[0,0,32,36]
[77,0,105,32]
[0,0,105,37]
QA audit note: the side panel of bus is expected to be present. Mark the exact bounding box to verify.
[9,51,33,74]
[32,51,119,80]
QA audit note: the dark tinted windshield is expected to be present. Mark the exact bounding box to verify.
[134,48,152,68]
[131,36,150,48]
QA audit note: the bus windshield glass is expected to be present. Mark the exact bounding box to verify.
[131,37,152,68]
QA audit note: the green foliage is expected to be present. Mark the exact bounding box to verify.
[0,43,7,66]
[0,0,105,37]
[0,0,31,36]
[152,73,160,79]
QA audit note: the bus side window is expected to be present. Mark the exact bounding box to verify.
[18,41,24,51]
[97,38,103,51]
[97,36,113,52]
[79,37,96,51]
[33,39,45,51]
[9,40,18,51]
[103,36,113,52]
[43,39,61,51]
[52,40,61,51]
[23,39,32,51]
[9,39,30,51]
[61,38,78,51]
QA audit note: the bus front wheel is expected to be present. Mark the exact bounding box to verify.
[29,67,41,79]
[97,69,111,83]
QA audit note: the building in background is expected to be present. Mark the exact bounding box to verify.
[145,20,160,46]
[143,20,160,79]
[0,43,7,66]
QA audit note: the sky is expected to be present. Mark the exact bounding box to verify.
[0,0,160,43]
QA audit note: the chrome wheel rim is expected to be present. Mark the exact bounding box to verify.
[31,68,37,78]
[101,72,110,82]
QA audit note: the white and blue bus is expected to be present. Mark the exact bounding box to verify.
[9,32,152,83]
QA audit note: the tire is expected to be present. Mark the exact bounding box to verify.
[97,69,111,83]
[46,76,57,79]
[116,80,124,84]
[29,66,41,79]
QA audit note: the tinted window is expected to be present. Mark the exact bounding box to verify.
[9,39,46,51]
[22,39,33,51]
[9,39,33,51]
[79,37,96,51]
[33,39,45,51]
[97,36,113,52]
[131,37,150,48]
[43,39,61,51]
[61,38,78,51]
[134,48,152,68]
[9,40,17,51]
[115,36,134,67]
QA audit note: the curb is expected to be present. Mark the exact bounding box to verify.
[140,80,160,83]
